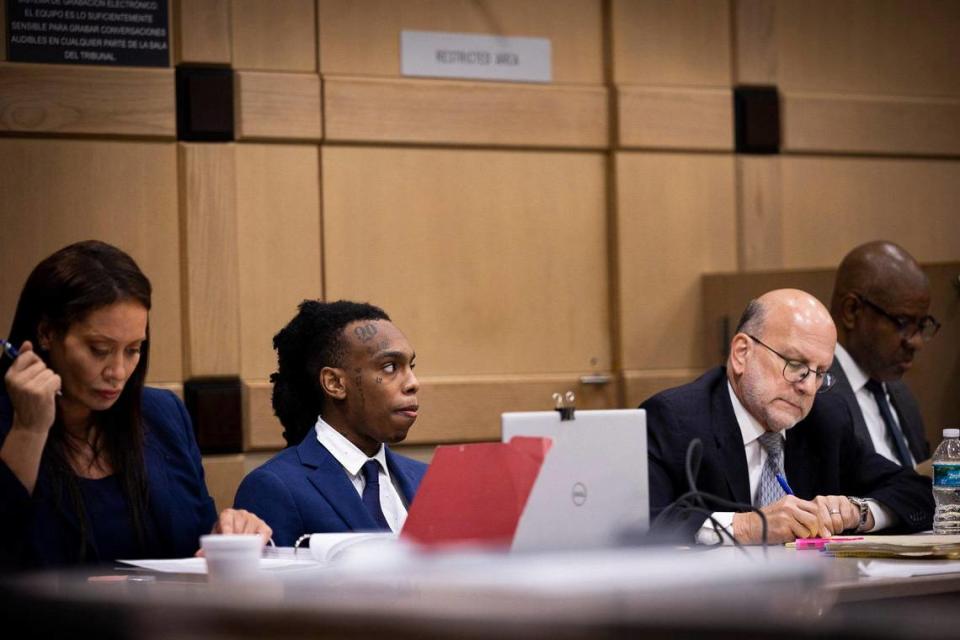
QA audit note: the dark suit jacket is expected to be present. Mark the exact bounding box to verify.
[828,360,930,464]
[0,388,218,569]
[233,432,427,546]
[641,367,933,542]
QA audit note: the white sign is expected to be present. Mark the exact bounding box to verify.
[400,30,551,83]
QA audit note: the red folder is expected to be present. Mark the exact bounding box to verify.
[401,437,552,548]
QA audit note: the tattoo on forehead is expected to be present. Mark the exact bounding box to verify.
[354,323,378,343]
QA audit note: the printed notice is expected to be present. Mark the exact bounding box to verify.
[6,0,169,67]
[401,31,551,83]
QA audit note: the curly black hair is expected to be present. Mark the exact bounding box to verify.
[271,300,390,447]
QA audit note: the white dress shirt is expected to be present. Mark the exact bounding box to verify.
[314,417,409,532]
[834,344,915,467]
[696,381,892,545]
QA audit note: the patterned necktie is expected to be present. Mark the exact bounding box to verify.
[755,431,787,507]
[865,379,913,467]
[361,459,391,531]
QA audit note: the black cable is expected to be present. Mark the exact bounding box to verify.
[652,438,770,553]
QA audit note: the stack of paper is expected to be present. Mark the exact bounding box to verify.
[823,534,960,559]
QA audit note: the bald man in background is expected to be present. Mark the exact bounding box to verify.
[829,241,939,469]
[643,289,933,545]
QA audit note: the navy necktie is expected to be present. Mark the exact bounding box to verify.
[361,459,391,531]
[865,379,912,467]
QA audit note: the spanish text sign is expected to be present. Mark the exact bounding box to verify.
[400,30,551,83]
[6,0,170,67]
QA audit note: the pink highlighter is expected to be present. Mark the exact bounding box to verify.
[795,536,864,550]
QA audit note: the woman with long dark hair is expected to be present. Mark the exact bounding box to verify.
[0,240,270,568]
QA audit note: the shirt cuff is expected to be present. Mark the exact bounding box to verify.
[695,512,736,545]
[864,499,897,532]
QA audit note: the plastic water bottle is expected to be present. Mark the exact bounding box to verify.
[932,428,960,534]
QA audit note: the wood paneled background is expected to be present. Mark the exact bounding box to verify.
[1,0,958,508]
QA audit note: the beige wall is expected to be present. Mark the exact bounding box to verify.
[1,0,958,501]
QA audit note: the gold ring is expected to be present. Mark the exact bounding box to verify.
[829,509,840,515]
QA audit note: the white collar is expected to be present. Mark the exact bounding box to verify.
[834,343,871,394]
[727,380,784,447]
[314,415,388,477]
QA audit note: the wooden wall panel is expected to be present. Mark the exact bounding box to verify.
[623,370,702,408]
[782,93,960,157]
[411,374,620,444]
[736,156,783,271]
[323,146,610,378]
[733,0,777,84]
[317,0,604,83]
[201,454,246,512]
[0,63,175,137]
[616,152,738,370]
[231,0,316,72]
[0,139,182,382]
[244,382,284,450]
[774,0,960,97]
[779,157,960,269]
[235,144,322,381]
[235,71,323,141]
[324,77,607,148]
[178,143,241,377]
[175,0,232,64]
[617,86,733,150]
[611,0,731,86]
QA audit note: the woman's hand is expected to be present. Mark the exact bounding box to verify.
[1,341,61,494]
[5,341,60,435]
[195,509,273,556]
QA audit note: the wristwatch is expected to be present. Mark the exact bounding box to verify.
[846,496,870,533]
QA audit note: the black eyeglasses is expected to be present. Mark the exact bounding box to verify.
[855,294,940,342]
[747,335,836,392]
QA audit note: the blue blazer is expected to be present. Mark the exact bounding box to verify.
[0,388,217,569]
[233,432,428,546]
[642,367,934,541]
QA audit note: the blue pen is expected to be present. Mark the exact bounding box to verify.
[775,473,795,496]
[2,339,63,396]
[1,339,19,360]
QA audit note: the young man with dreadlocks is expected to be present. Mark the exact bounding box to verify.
[234,300,426,546]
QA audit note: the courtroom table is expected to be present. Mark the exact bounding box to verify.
[2,546,958,640]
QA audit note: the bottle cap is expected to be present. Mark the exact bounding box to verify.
[944,428,960,438]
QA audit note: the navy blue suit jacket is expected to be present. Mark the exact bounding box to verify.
[641,367,934,541]
[0,388,218,569]
[233,432,428,546]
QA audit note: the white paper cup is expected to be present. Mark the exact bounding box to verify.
[200,534,263,582]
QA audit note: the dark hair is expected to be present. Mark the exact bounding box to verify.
[5,240,153,561]
[271,300,390,447]
[734,298,766,336]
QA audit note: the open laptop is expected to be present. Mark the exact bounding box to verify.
[502,409,649,552]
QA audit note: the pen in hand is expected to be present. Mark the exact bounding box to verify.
[0,339,18,361]
[1,339,63,396]
[776,473,829,538]
[775,473,794,496]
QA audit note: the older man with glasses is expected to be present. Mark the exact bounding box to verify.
[641,289,933,545]
[829,241,939,470]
